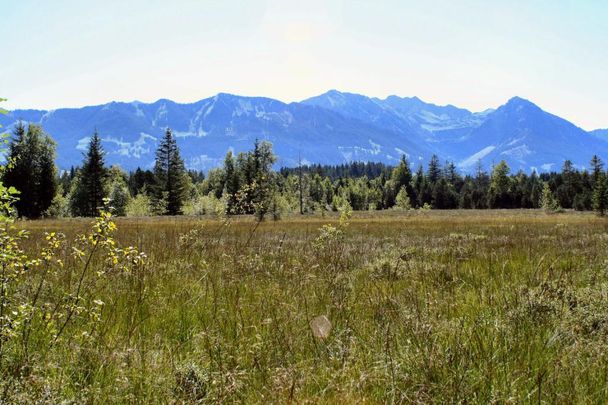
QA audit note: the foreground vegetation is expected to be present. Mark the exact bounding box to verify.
[2,209,608,402]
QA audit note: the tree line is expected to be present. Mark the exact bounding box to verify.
[2,121,608,219]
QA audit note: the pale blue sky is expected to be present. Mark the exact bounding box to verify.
[1,0,607,129]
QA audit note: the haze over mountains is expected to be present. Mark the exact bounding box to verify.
[1,90,607,173]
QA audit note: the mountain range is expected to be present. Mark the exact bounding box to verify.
[1,90,607,173]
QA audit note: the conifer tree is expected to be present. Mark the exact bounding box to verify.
[427,155,442,184]
[3,122,57,218]
[471,161,490,208]
[71,130,108,216]
[153,128,187,215]
[590,155,604,186]
[250,140,277,220]
[413,164,426,207]
[223,150,241,214]
[592,173,608,216]
[391,155,416,205]
[540,182,560,212]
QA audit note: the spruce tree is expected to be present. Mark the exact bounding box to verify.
[427,155,442,184]
[592,173,608,216]
[223,150,241,214]
[72,130,108,216]
[250,140,277,220]
[413,164,426,207]
[391,155,416,204]
[472,161,490,208]
[3,123,57,218]
[153,128,187,215]
[590,155,604,186]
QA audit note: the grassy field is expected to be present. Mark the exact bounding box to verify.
[3,210,608,403]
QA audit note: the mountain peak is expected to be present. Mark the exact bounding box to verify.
[501,96,543,115]
[215,92,239,99]
[506,96,536,106]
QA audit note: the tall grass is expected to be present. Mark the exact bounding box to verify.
[2,209,608,402]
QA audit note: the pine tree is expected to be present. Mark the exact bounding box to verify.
[71,130,108,216]
[592,173,608,216]
[153,128,187,215]
[3,123,57,218]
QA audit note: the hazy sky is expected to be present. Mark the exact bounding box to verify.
[1,0,606,129]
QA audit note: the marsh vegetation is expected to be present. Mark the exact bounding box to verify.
[2,210,608,402]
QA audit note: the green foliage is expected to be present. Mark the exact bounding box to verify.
[217,140,278,220]
[394,186,411,210]
[390,155,416,206]
[153,128,188,215]
[182,193,224,216]
[0,100,19,220]
[540,182,561,213]
[2,123,57,218]
[0,205,146,400]
[125,192,153,217]
[488,160,513,208]
[70,131,109,217]
[314,202,352,274]
[432,177,459,209]
[427,154,441,183]
[68,170,88,217]
[222,150,241,214]
[106,166,130,216]
[590,155,603,186]
[266,191,288,220]
[45,185,71,218]
[592,173,608,216]
[128,168,156,196]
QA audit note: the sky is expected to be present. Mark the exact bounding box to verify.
[1,0,607,130]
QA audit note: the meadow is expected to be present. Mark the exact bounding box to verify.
[3,209,608,403]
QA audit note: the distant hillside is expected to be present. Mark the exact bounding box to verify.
[1,91,606,172]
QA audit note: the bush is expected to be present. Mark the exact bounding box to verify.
[45,187,70,218]
[183,193,224,216]
[126,193,153,217]
[395,186,412,210]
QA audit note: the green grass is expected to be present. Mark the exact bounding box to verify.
[4,210,608,403]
